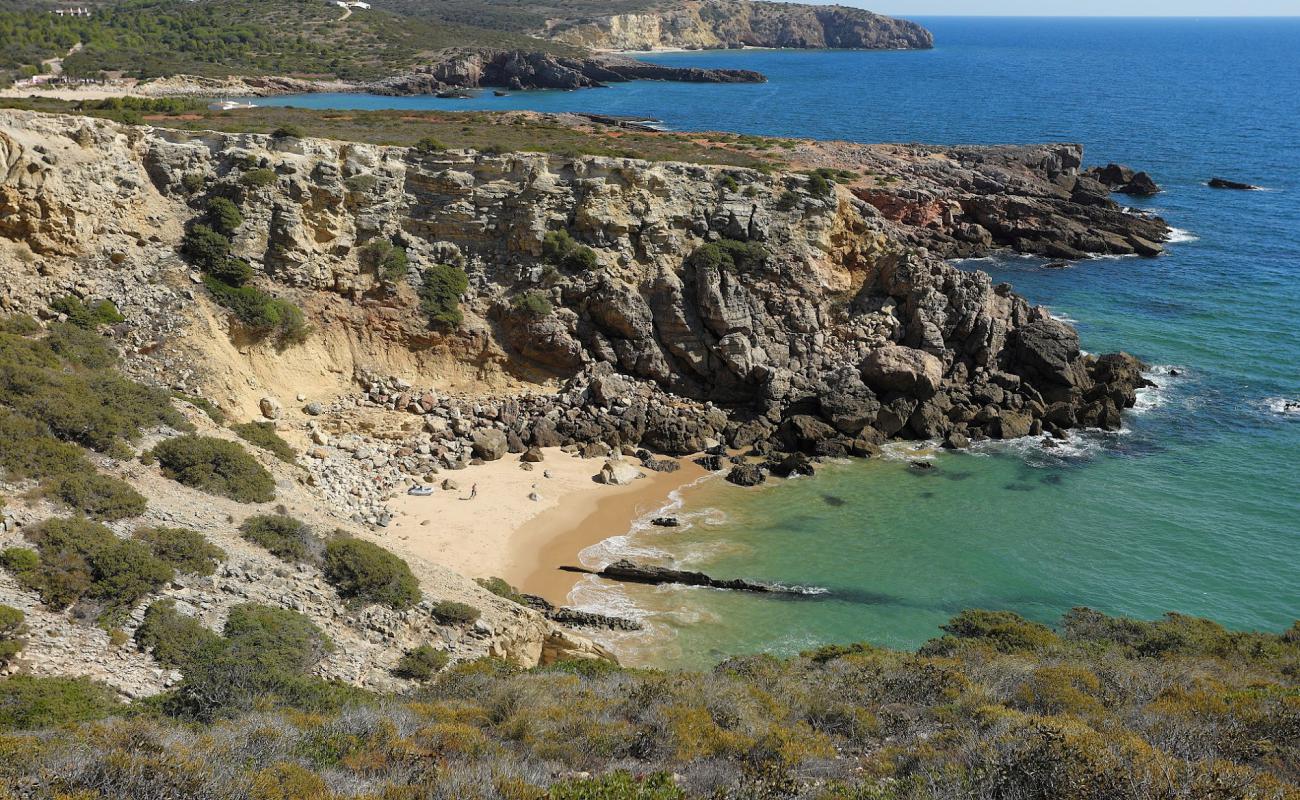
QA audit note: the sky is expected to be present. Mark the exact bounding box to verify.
[837,0,1300,15]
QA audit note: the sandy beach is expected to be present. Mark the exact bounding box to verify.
[388,448,707,606]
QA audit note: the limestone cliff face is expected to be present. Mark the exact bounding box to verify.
[542,0,933,51]
[0,109,1152,462]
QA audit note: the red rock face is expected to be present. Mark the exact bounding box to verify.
[854,188,949,229]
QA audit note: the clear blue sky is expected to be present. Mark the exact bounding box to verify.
[835,0,1299,15]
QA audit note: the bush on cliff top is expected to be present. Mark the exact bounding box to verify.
[149,435,276,503]
[49,295,124,329]
[239,514,317,563]
[542,229,598,272]
[45,471,147,521]
[688,239,769,273]
[419,263,469,329]
[15,517,174,622]
[322,536,421,610]
[135,526,224,576]
[232,421,297,463]
[392,644,449,681]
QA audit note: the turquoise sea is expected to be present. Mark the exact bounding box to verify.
[260,18,1300,667]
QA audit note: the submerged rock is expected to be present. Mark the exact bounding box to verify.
[1208,177,1262,190]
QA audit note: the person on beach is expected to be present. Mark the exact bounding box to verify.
[469,483,478,500]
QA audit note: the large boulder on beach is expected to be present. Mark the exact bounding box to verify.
[471,429,508,461]
[1010,318,1087,389]
[861,346,943,397]
[595,459,642,486]
[725,463,766,486]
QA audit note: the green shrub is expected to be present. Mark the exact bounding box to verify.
[419,263,469,329]
[343,174,378,193]
[241,168,277,188]
[174,392,226,424]
[0,547,39,576]
[20,517,174,620]
[0,604,26,666]
[0,409,93,481]
[511,291,553,318]
[542,230,598,272]
[776,190,800,211]
[49,295,124,329]
[43,320,119,369]
[135,526,224,576]
[232,421,297,463]
[0,675,121,730]
[719,173,740,192]
[223,603,333,674]
[922,609,1061,654]
[46,471,147,521]
[150,435,276,503]
[182,224,232,272]
[414,136,446,153]
[393,644,448,680]
[239,514,316,562]
[432,600,480,626]
[476,576,527,605]
[688,239,769,273]
[270,124,304,140]
[135,599,223,669]
[201,276,308,346]
[0,314,40,335]
[181,172,208,194]
[206,196,244,235]
[805,171,833,197]
[549,772,686,800]
[322,536,421,609]
[362,239,409,283]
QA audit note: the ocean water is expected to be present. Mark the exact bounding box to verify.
[262,18,1300,667]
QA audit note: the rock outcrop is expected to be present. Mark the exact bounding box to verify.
[0,110,1154,463]
[542,0,933,52]
[369,49,765,95]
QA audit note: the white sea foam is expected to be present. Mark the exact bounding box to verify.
[1046,307,1080,325]
[1165,227,1200,243]
[1132,364,1186,415]
[1262,397,1300,417]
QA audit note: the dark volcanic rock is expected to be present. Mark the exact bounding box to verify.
[548,607,643,631]
[370,49,766,95]
[1208,177,1262,190]
[767,453,816,478]
[725,463,766,486]
[577,559,784,594]
[1084,163,1162,196]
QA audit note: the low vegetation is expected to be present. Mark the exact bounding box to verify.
[477,576,529,605]
[322,536,422,610]
[4,517,174,624]
[392,643,450,680]
[134,526,225,576]
[432,600,481,625]
[542,229,599,272]
[148,435,276,503]
[419,263,470,328]
[231,421,297,463]
[362,239,410,284]
[238,514,317,563]
[0,604,25,667]
[0,607,1293,797]
[688,239,770,273]
[44,471,147,521]
[511,290,554,318]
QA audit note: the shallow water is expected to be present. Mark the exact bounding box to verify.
[263,18,1300,667]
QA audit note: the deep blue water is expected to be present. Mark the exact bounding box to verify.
[262,19,1300,664]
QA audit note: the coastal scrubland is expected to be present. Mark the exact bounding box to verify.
[0,607,1295,798]
[0,97,780,168]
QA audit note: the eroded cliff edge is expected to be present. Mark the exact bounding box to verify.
[541,0,934,52]
[0,110,1162,453]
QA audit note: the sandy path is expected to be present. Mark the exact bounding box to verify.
[387,448,704,605]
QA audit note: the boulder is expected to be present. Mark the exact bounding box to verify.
[767,453,815,478]
[1011,318,1086,389]
[471,429,508,461]
[521,447,545,463]
[725,463,765,486]
[861,346,943,397]
[1208,177,1261,191]
[595,460,642,486]
[259,396,282,420]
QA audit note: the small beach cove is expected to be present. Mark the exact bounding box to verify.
[240,17,1296,667]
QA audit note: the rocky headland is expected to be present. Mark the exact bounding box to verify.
[541,0,934,51]
[0,107,1168,694]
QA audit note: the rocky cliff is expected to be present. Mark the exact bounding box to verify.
[0,107,1166,692]
[370,48,765,95]
[542,0,933,51]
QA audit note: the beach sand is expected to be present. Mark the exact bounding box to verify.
[388,448,706,606]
